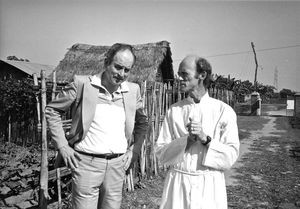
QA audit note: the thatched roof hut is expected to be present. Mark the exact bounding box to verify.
[52,41,174,84]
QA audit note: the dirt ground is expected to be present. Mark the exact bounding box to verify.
[225,115,300,209]
[121,110,300,209]
[1,107,300,209]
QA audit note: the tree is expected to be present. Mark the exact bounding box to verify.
[7,56,30,62]
[279,88,295,99]
[256,83,276,103]
[0,77,36,141]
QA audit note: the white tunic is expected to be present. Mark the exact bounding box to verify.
[155,93,239,209]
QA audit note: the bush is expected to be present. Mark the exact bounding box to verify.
[0,77,37,140]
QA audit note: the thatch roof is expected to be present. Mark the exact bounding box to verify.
[52,41,174,84]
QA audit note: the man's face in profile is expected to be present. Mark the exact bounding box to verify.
[178,57,199,93]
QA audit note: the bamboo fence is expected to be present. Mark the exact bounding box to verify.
[137,80,235,178]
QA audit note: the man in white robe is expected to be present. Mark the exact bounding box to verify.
[155,55,240,209]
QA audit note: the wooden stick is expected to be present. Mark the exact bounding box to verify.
[126,173,132,192]
[8,115,11,143]
[151,82,157,175]
[51,71,57,101]
[130,168,134,191]
[145,84,152,177]
[140,141,146,177]
[140,81,147,177]
[56,168,62,209]
[33,73,41,129]
[39,70,50,208]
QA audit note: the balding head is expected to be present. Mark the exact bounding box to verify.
[179,55,198,70]
[178,55,212,89]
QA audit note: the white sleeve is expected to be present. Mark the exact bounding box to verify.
[154,109,188,166]
[202,108,240,170]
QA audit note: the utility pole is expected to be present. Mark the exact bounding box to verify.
[273,67,278,92]
[250,42,261,116]
[251,42,258,91]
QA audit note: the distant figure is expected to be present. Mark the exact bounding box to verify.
[46,43,148,209]
[155,55,239,209]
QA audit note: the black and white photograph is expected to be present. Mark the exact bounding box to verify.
[0,0,299,208]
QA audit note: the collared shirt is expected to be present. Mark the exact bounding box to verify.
[74,75,129,154]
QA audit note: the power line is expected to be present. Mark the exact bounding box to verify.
[206,44,300,58]
[172,43,300,61]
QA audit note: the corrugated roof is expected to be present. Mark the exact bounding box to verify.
[1,60,55,77]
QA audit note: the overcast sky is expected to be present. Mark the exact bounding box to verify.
[0,0,299,91]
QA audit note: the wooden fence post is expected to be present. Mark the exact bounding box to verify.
[51,71,57,101]
[140,81,147,177]
[56,168,62,209]
[8,115,11,143]
[39,70,50,208]
[150,82,157,176]
[33,74,41,135]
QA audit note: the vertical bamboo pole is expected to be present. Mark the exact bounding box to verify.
[126,169,134,192]
[145,84,152,177]
[140,138,146,177]
[130,169,134,191]
[153,83,162,176]
[226,90,229,105]
[166,82,170,108]
[126,175,131,191]
[157,83,163,132]
[212,87,215,99]
[50,70,63,204]
[51,71,57,101]
[142,81,147,176]
[141,81,147,112]
[33,74,41,134]
[161,83,166,117]
[8,115,11,143]
[150,82,157,175]
[39,70,49,208]
[56,168,62,209]
[177,80,181,102]
[140,82,147,177]
[164,84,168,114]
[172,81,175,104]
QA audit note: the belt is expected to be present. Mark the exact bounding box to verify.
[76,150,124,160]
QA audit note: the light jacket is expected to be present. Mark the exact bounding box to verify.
[45,75,148,155]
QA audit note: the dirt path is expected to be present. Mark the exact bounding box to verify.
[225,113,300,208]
[225,116,286,186]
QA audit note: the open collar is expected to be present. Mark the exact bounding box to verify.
[187,91,210,105]
[90,73,129,93]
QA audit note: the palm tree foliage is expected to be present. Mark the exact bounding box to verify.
[210,74,276,103]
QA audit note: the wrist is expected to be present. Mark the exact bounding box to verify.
[201,135,211,146]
